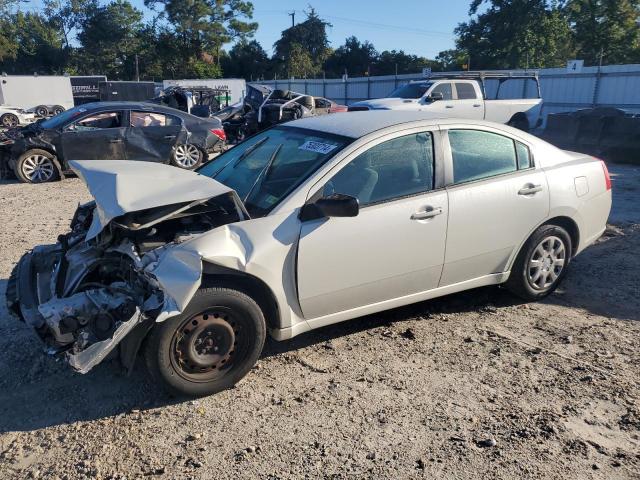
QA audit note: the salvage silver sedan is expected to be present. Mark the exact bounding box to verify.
[7,112,612,396]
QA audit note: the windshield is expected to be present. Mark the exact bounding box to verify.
[39,105,90,129]
[197,126,351,217]
[386,82,432,99]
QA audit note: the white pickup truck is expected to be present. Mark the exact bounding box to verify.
[349,73,542,131]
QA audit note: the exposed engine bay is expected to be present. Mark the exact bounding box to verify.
[7,165,247,374]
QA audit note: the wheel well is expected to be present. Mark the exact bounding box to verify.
[200,268,281,331]
[544,216,580,256]
[509,112,528,124]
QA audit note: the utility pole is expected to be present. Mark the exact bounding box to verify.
[135,54,140,82]
[288,11,295,27]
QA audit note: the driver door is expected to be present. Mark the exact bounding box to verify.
[420,82,456,114]
[60,111,126,161]
[125,110,184,163]
[296,130,448,319]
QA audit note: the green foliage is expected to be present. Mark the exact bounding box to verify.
[273,7,331,77]
[221,39,271,79]
[373,50,438,75]
[324,36,378,77]
[566,0,640,65]
[453,0,575,69]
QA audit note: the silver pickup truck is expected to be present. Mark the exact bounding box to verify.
[349,72,542,131]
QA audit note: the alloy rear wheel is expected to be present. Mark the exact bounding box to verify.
[171,144,203,169]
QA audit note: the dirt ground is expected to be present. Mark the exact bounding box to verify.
[0,164,638,480]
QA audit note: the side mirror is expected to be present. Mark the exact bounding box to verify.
[426,92,443,102]
[299,194,359,221]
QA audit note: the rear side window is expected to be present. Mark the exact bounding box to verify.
[431,83,453,100]
[455,82,477,100]
[448,130,519,184]
[516,141,532,169]
[130,111,181,127]
[325,132,434,206]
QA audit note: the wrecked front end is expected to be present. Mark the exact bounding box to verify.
[7,161,248,374]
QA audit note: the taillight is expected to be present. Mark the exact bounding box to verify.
[600,160,612,191]
[211,128,226,141]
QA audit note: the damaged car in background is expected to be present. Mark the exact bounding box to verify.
[7,112,611,396]
[0,101,226,182]
[215,84,346,143]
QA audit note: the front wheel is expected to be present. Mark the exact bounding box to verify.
[1,113,19,128]
[171,144,203,169]
[505,224,572,300]
[14,149,59,183]
[144,288,266,397]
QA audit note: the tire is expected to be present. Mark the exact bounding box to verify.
[505,224,572,300]
[1,113,19,128]
[508,115,529,132]
[14,149,59,183]
[171,144,203,169]
[35,105,49,117]
[144,287,266,397]
[52,105,65,115]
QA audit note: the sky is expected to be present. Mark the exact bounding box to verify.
[23,0,474,59]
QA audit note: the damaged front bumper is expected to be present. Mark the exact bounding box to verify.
[7,161,249,374]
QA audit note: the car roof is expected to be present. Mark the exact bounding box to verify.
[281,111,500,138]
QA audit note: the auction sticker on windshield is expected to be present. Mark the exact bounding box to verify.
[298,140,338,155]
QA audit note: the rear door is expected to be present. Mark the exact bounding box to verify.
[440,127,549,286]
[60,110,126,161]
[125,110,183,163]
[452,81,484,120]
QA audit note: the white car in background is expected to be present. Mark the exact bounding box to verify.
[0,106,36,128]
[349,73,543,131]
[9,112,611,396]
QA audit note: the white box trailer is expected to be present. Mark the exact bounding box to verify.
[163,78,246,105]
[0,75,74,116]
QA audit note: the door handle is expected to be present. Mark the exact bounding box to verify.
[473,104,482,107]
[518,183,543,195]
[445,105,454,109]
[163,135,176,140]
[411,207,443,220]
[109,139,123,144]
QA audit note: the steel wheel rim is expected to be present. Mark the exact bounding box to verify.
[527,235,566,290]
[174,144,200,168]
[170,308,243,383]
[2,115,18,127]
[22,154,55,182]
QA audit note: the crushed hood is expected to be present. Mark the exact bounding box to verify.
[70,160,242,239]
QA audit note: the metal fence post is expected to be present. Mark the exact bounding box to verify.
[592,68,602,107]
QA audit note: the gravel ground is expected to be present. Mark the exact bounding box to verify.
[0,165,638,480]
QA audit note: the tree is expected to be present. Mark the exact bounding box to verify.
[373,50,437,75]
[273,7,331,77]
[76,0,144,78]
[221,39,271,79]
[566,0,640,65]
[145,0,257,72]
[435,49,469,71]
[0,0,20,62]
[324,36,378,77]
[454,0,574,69]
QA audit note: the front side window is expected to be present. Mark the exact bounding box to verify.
[449,129,526,184]
[455,82,477,100]
[130,111,180,127]
[72,111,122,130]
[431,83,453,100]
[197,126,351,217]
[324,132,434,206]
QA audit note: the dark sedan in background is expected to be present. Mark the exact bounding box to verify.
[0,102,226,183]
